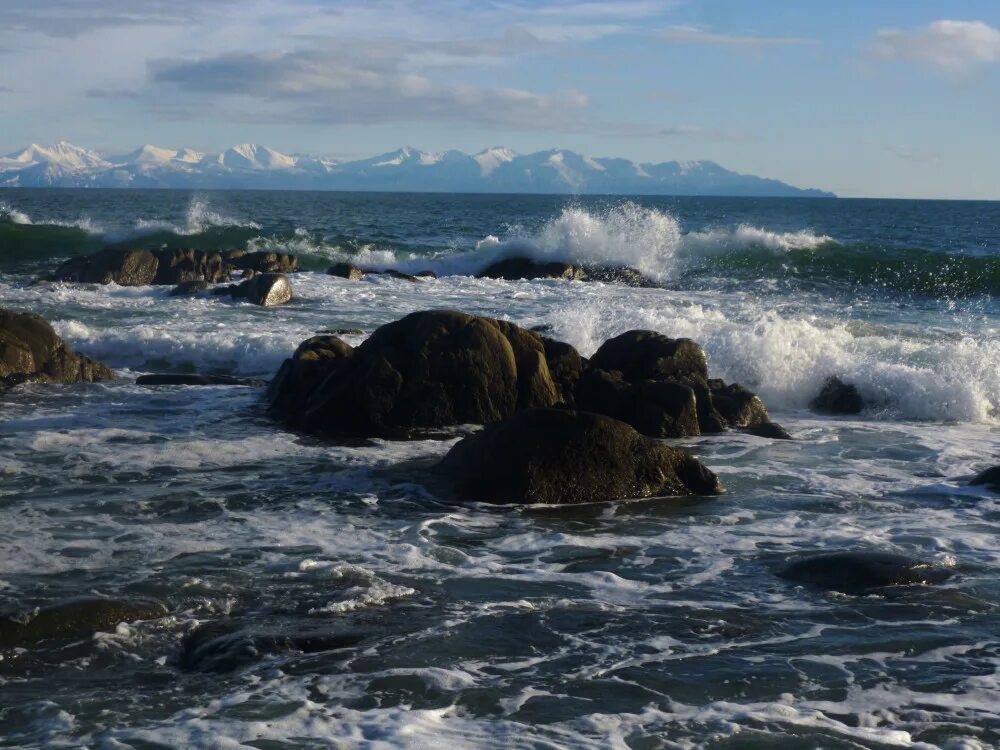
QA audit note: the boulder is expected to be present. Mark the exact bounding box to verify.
[169,280,212,296]
[970,466,1000,489]
[583,265,657,287]
[415,270,438,279]
[136,373,265,387]
[152,248,230,285]
[51,248,234,286]
[743,422,794,440]
[268,311,575,439]
[52,248,159,286]
[589,330,708,382]
[779,552,953,593]
[478,257,586,282]
[267,335,356,418]
[231,273,293,306]
[230,251,298,274]
[438,408,723,504]
[0,598,166,648]
[812,376,865,415]
[0,309,116,390]
[574,368,699,438]
[327,262,365,281]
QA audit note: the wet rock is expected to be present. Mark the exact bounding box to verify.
[0,598,166,648]
[136,373,265,387]
[169,280,212,296]
[51,248,234,286]
[780,552,953,593]
[230,251,298,274]
[267,335,355,418]
[439,408,723,504]
[268,310,576,439]
[319,328,365,336]
[583,265,657,287]
[176,619,366,673]
[812,376,865,415]
[327,262,365,281]
[590,330,708,382]
[742,422,793,440]
[530,324,554,334]
[231,273,293,306]
[52,248,160,286]
[368,268,421,282]
[415,270,437,279]
[152,248,231,285]
[970,465,1000,489]
[1,308,116,390]
[574,368,699,438]
[478,257,586,281]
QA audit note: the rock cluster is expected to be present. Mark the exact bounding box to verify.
[49,248,297,287]
[477,256,657,287]
[0,308,116,390]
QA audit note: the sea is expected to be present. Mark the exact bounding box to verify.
[0,188,998,748]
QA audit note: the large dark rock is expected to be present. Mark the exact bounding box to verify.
[169,280,212,296]
[137,373,265,387]
[812,376,865,415]
[577,330,787,439]
[230,251,298,274]
[590,330,709,382]
[152,248,231,285]
[52,248,233,286]
[52,248,160,286]
[574,368,699,438]
[231,273,293,306]
[439,408,723,505]
[327,262,365,281]
[583,265,657,287]
[478,257,586,281]
[0,598,166,648]
[0,309,116,390]
[176,619,365,673]
[780,552,953,593]
[970,466,1000,489]
[268,311,575,439]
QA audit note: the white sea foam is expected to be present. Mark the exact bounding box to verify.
[0,200,33,225]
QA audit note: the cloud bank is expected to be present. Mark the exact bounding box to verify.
[872,19,1000,72]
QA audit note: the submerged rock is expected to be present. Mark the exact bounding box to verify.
[812,376,865,415]
[1,308,116,390]
[478,257,586,282]
[175,619,365,673]
[327,262,365,281]
[230,273,293,306]
[439,408,723,504]
[780,552,953,593]
[970,466,1000,489]
[268,310,572,438]
[0,598,166,648]
[136,373,265,387]
[230,251,298,274]
[583,265,657,287]
[169,280,212,296]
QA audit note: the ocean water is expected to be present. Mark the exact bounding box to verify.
[0,188,998,748]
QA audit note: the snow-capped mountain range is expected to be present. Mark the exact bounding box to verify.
[0,141,834,197]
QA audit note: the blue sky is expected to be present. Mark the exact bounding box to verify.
[1,0,999,198]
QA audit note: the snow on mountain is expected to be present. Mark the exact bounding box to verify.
[216,144,296,171]
[0,141,835,197]
[473,147,517,176]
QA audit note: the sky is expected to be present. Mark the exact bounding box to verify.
[1,0,999,199]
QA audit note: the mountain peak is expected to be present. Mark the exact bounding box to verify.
[0,141,835,197]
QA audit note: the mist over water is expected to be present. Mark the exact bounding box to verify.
[1,188,999,748]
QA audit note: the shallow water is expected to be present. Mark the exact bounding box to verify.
[0,190,998,748]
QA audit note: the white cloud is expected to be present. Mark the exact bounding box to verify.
[871,20,1000,72]
[148,41,589,129]
[658,26,816,48]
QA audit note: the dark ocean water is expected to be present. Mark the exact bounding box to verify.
[0,189,998,748]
